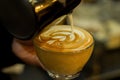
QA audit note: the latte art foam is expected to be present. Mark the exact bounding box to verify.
[35,25,93,52]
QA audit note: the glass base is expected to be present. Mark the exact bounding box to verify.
[48,71,80,80]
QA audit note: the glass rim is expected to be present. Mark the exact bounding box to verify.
[34,40,94,54]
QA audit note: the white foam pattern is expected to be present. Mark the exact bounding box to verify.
[39,25,93,49]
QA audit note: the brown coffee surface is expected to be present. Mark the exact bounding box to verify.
[34,25,93,52]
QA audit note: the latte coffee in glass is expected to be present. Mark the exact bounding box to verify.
[33,25,94,76]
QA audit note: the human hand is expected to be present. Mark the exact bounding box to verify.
[12,38,41,66]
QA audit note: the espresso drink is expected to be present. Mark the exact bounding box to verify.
[33,24,94,75]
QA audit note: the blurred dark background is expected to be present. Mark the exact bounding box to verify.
[1,0,120,80]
